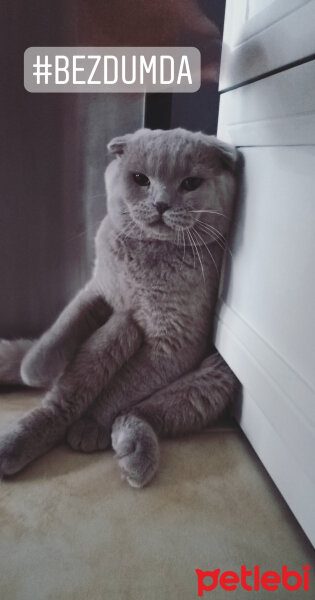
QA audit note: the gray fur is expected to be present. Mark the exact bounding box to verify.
[0,128,239,485]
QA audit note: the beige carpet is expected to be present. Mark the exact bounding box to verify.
[0,389,314,600]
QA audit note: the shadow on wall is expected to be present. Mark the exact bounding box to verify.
[0,0,225,339]
[218,149,246,307]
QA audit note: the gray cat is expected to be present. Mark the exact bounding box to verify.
[0,128,240,487]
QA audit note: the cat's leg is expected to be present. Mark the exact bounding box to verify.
[66,344,192,453]
[111,352,238,487]
[20,284,111,388]
[0,312,142,477]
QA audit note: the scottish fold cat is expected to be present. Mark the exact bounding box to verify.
[0,128,240,487]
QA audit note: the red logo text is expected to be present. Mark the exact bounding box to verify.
[196,565,310,595]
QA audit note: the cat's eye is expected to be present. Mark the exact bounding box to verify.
[132,172,150,187]
[180,177,203,192]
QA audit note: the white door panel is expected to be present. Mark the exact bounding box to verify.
[218,146,315,391]
[220,0,315,90]
[218,60,315,146]
[248,0,279,19]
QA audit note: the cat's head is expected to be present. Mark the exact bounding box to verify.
[105,128,241,245]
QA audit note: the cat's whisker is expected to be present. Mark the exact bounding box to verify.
[126,223,139,241]
[178,227,186,269]
[68,217,105,243]
[196,219,227,244]
[181,227,186,263]
[189,210,228,219]
[196,222,227,254]
[194,217,230,248]
[186,229,196,269]
[198,227,232,260]
[86,193,107,201]
[68,230,90,243]
[114,222,137,242]
[190,229,205,281]
[192,226,219,278]
[190,229,205,283]
[68,231,93,244]
[114,227,126,242]
[196,220,233,258]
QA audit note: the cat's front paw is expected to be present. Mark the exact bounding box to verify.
[20,351,55,388]
[111,414,159,488]
[0,427,32,477]
[67,415,110,453]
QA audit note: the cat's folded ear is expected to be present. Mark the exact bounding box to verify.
[202,135,243,174]
[107,128,152,156]
[107,133,133,156]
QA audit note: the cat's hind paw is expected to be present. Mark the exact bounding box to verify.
[111,414,159,488]
[67,415,110,453]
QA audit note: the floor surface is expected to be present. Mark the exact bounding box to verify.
[0,389,314,599]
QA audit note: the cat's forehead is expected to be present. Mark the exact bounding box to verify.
[124,130,216,178]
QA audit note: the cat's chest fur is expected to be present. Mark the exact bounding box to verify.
[93,217,221,349]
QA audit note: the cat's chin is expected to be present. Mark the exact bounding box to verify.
[147,220,169,231]
[134,218,174,237]
[129,216,175,240]
[144,222,175,241]
[127,214,191,243]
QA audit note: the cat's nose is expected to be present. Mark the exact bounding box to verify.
[154,201,169,215]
